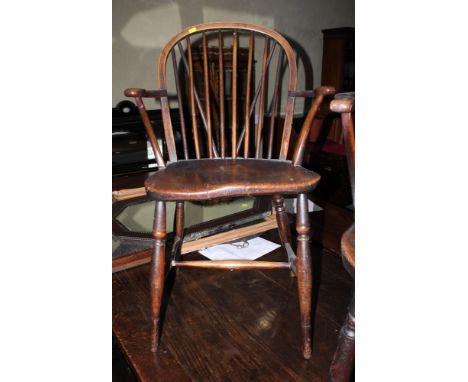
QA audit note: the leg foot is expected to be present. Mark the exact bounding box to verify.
[296,193,312,359]
[329,295,355,381]
[150,200,166,352]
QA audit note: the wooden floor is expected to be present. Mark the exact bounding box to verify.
[113,201,354,381]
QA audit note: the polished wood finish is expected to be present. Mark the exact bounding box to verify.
[173,260,290,269]
[292,86,336,166]
[268,50,283,159]
[340,224,355,269]
[255,37,270,158]
[187,37,201,159]
[126,22,333,164]
[172,51,189,159]
[123,22,336,359]
[202,32,213,158]
[273,194,292,247]
[296,193,313,358]
[231,30,238,159]
[243,32,254,159]
[132,97,165,168]
[218,31,226,158]
[150,200,166,352]
[144,159,321,201]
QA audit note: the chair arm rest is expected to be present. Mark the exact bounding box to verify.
[330,98,354,113]
[288,86,336,98]
[124,88,168,98]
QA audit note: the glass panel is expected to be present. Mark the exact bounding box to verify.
[113,196,257,261]
[115,197,255,234]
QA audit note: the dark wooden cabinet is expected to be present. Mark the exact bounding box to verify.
[112,105,191,176]
[304,27,355,207]
[321,27,355,93]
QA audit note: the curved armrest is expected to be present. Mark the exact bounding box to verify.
[330,92,355,113]
[122,88,167,168]
[124,88,167,98]
[288,86,336,98]
[291,86,336,165]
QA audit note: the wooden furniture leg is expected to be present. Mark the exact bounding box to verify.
[171,201,184,263]
[296,193,312,359]
[272,194,292,246]
[329,294,355,381]
[273,194,296,276]
[150,200,166,352]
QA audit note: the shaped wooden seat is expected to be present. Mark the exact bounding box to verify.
[124,22,336,360]
[145,159,321,201]
[341,223,355,272]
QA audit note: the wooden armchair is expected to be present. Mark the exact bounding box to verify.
[124,22,335,359]
[328,92,355,381]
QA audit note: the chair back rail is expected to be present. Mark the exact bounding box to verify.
[126,22,336,166]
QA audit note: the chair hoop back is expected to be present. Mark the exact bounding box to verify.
[157,22,298,163]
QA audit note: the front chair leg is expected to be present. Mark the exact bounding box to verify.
[296,193,312,359]
[150,200,166,352]
[329,295,355,381]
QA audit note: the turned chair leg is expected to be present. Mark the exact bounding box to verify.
[329,294,355,382]
[171,201,185,262]
[272,194,292,246]
[150,200,166,352]
[273,194,296,276]
[296,193,312,359]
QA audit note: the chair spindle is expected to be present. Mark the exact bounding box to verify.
[255,37,270,158]
[218,31,225,158]
[243,32,254,158]
[267,50,284,159]
[134,97,166,168]
[171,50,189,159]
[186,37,201,159]
[231,30,238,159]
[202,32,213,158]
[177,42,219,158]
[236,42,277,155]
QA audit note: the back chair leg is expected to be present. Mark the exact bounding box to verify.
[273,194,296,276]
[296,193,312,359]
[328,295,355,381]
[171,201,185,262]
[150,200,166,352]
[273,194,292,246]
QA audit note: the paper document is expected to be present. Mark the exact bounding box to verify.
[199,237,281,261]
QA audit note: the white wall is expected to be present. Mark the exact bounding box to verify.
[113,0,354,113]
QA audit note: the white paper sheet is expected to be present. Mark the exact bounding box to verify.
[199,237,281,261]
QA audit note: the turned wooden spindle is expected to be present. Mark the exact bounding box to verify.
[296,193,312,359]
[150,201,166,352]
[243,32,254,158]
[255,38,270,158]
[231,30,238,159]
[218,31,225,158]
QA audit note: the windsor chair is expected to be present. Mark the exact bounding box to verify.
[124,22,335,359]
[328,93,355,381]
